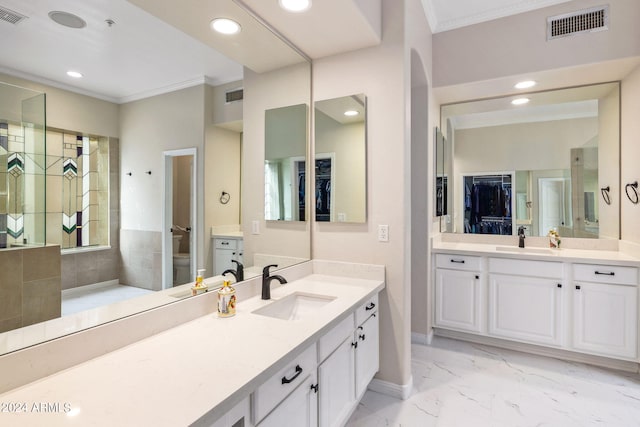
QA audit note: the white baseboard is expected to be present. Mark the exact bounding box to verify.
[368,375,413,400]
[411,331,434,345]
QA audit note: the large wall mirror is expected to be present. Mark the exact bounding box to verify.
[314,94,367,223]
[0,0,310,355]
[439,82,620,240]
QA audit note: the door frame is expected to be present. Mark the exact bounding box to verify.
[162,148,197,289]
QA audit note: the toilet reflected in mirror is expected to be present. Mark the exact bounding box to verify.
[172,234,191,285]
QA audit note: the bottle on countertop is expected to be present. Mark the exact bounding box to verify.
[191,269,208,295]
[217,280,236,318]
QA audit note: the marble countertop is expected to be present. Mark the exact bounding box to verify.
[211,231,243,239]
[433,241,640,266]
[0,273,384,426]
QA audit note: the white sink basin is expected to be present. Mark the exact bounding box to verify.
[495,246,553,255]
[252,292,336,321]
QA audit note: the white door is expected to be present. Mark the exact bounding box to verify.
[538,178,566,236]
[318,338,356,427]
[573,282,638,359]
[435,269,482,332]
[488,274,563,347]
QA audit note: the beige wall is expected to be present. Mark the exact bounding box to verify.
[0,73,119,137]
[621,63,640,242]
[598,87,621,239]
[433,0,640,87]
[204,125,242,276]
[313,0,418,390]
[242,62,311,266]
[119,85,207,288]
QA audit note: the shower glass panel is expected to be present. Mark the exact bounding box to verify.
[0,82,46,248]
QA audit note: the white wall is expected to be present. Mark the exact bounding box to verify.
[242,62,311,266]
[621,63,640,243]
[432,0,640,87]
[119,85,207,283]
[598,87,620,239]
[313,0,425,391]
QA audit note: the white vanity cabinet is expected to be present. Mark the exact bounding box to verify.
[434,254,483,333]
[207,397,252,427]
[257,373,318,427]
[488,258,564,347]
[317,295,379,427]
[214,237,244,276]
[572,264,639,359]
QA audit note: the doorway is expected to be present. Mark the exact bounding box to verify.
[162,148,197,289]
[538,177,567,236]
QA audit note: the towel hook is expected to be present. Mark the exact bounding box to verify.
[600,186,611,205]
[625,181,639,204]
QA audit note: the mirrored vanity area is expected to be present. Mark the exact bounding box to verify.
[432,64,640,370]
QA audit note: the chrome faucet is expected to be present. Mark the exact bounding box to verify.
[262,264,287,300]
[518,226,526,248]
[222,260,244,282]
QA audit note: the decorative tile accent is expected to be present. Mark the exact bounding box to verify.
[63,158,78,179]
[63,212,77,234]
[7,214,23,239]
[7,153,24,177]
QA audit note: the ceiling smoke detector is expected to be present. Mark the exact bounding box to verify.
[48,11,86,29]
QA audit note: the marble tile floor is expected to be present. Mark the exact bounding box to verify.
[346,337,640,427]
[62,283,153,316]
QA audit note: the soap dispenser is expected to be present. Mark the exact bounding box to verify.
[217,280,236,318]
[191,269,208,296]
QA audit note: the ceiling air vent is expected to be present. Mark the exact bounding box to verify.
[547,5,609,40]
[0,5,27,25]
[225,88,244,104]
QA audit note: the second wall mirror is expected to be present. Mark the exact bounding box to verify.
[314,93,367,223]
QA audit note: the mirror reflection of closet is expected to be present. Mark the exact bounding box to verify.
[440,82,620,239]
[314,94,367,223]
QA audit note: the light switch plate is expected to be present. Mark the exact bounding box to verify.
[252,220,260,235]
[378,224,389,242]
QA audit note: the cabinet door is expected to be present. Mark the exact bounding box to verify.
[318,338,356,427]
[207,396,252,427]
[258,373,318,427]
[435,269,482,332]
[355,313,379,399]
[215,248,234,276]
[573,282,638,359]
[488,274,563,346]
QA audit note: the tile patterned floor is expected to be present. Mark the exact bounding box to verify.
[61,284,153,316]
[346,337,640,427]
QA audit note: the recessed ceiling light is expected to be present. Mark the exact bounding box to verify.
[511,98,530,106]
[66,70,83,78]
[48,11,86,29]
[279,0,312,12]
[210,18,241,35]
[514,80,537,89]
[344,110,359,117]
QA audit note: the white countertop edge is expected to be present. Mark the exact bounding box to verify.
[432,240,640,266]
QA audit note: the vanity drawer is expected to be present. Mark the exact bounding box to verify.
[489,258,563,279]
[355,293,378,326]
[435,254,482,271]
[252,343,317,424]
[215,238,237,250]
[318,313,355,363]
[573,264,638,285]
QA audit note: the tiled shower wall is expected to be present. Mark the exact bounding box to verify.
[60,137,120,290]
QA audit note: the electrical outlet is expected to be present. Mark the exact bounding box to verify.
[378,224,389,242]
[338,213,347,222]
[252,220,260,235]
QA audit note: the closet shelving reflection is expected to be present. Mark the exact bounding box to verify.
[464,174,513,235]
